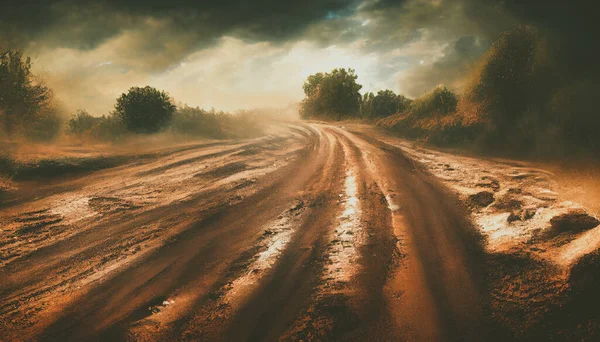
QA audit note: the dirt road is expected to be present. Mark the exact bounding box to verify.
[0,122,504,341]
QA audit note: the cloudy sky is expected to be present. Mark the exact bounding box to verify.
[0,0,588,115]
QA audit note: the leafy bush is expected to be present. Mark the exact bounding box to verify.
[362,90,411,119]
[66,109,126,141]
[24,106,62,141]
[409,86,458,118]
[68,109,99,135]
[88,115,127,141]
[375,86,478,144]
[170,106,225,138]
[113,86,175,134]
[459,26,550,144]
[373,90,411,118]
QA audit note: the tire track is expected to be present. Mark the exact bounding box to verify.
[0,122,505,341]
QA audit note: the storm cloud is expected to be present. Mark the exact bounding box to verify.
[1,0,591,114]
[1,0,361,54]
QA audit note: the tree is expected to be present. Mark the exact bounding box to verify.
[360,92,375,118]
[370,90,411,118]
[300,68,362,120]
[0,49,52,136]
[113,86,175,133]
[68,109,99,135]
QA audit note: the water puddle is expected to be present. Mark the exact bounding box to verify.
[49,195,95,224]
[324,169,365,287]
[222,206,300,307]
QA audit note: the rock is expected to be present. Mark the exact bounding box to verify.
[509,172,533,179]
[495,197,523,210]
[290,199,305,213]
[550,209,600,233]
[537,189,558,201]
[477,176,500,191]
[468,191,495,208]
[523,206,538,220]
[507,206,538,223]
[507,212,521,223]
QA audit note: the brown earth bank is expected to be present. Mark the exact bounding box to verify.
[0,121,599,341]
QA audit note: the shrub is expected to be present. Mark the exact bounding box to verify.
[66,109,126,141]
[170,106,225,138]
[68,109,99,135]
[91,115,127,141]
[362,90,411,119]
[409,86,458,118]
[24,106,62,141]
[460,26,545,137]
[113,86,175,134]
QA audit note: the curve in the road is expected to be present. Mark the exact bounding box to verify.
[0,123,505,341]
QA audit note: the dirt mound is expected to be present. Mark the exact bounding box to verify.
[196,162,248,179]
[477,177,500,191]
[1,155,132,180]
[526,249,600,340]
[88,196,140,214]
[0,180,16,205]
[549,209,599,234]
[468,191,495,208]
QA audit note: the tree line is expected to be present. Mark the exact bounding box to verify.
[300,26,600,156]
[0,49,269,142]
[300,68,413,121]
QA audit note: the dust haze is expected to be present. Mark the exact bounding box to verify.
[2,1,600,341]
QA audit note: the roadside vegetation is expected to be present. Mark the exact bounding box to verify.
[64,88,274,142]
[0,48,290,187]
[301,26,600,157]
[0,49,62,141]
[1,48,280,146]
[3,24,598,158]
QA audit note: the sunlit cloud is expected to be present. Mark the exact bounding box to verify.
[11,0,527,114]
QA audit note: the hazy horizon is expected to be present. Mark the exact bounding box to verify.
[1,0,540,115]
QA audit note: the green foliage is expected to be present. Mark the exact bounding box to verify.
[0,49,52,136]
[360,92,375,118]
[171,106,273,139]
[456,26,600,153]
[113,86,175,134]
[92,115,127,140]
[67,109,126,141]
[170,106,225,138]
[68,109,99,135]
[365,89,411,118]
[379,26,600,155]
[409,86,458,118]
[300,68,362,120]
[462,26,544,130]
[376,85,476,145]
[24,106,62,141]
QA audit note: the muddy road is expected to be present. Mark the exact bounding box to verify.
[0,123,504,341]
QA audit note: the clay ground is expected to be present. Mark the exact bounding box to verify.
[1,122,599,341]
